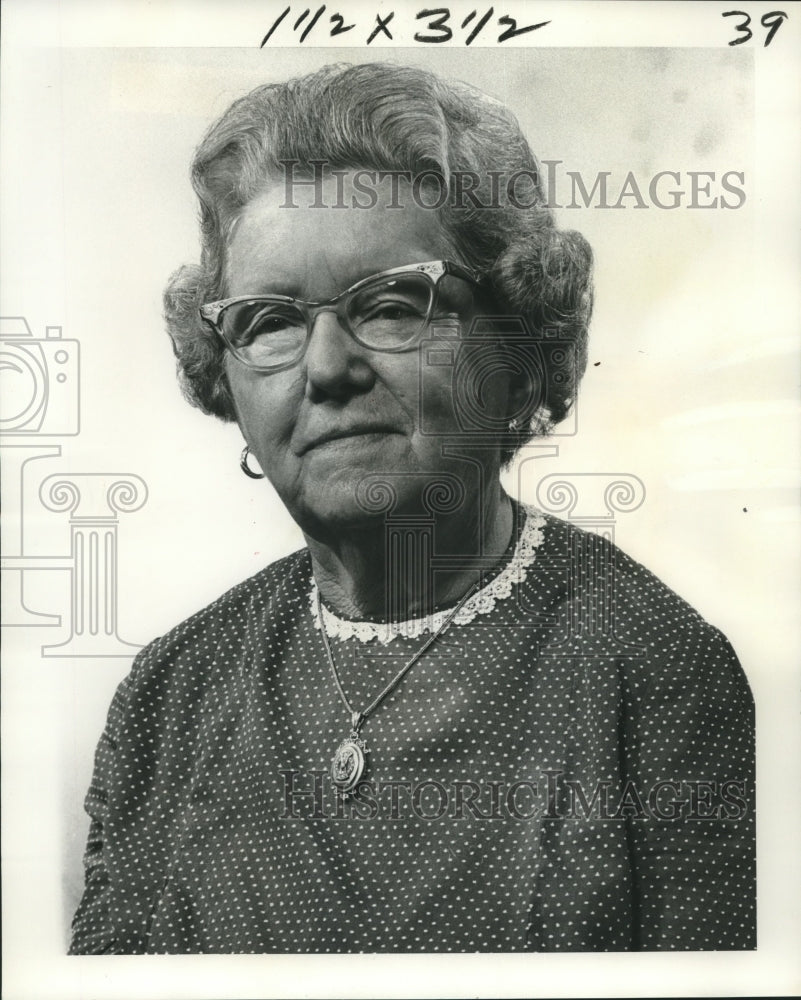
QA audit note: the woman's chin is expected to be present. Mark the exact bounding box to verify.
[288,470,434,538]
[292,493,386,537]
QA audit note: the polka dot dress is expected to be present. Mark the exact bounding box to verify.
[69,505,755,953]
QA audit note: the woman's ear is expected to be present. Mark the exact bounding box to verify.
[506,362,539,427]
[497,331,545,437]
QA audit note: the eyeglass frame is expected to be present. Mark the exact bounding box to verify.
[199,259,484,374]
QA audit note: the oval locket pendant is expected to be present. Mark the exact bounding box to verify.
[331,736,367,794]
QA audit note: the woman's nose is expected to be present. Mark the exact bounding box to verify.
[303,310,374,398]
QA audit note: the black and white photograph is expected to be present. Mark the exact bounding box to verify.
[2,1,799,997]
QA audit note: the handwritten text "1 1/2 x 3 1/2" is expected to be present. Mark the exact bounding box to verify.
[258,6,790,48]
[260,7,550,47]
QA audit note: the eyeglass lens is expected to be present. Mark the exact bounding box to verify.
[220,272,434,368]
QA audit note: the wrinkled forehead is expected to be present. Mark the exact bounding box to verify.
[224,171,457,297]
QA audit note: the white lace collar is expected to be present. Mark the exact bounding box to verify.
[309,504,546,645]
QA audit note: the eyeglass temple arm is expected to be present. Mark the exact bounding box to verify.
[442,260,484,286]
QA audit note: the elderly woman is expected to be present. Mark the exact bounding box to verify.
[69,63,755,954]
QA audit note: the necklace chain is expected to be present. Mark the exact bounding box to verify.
[317,579,481,736]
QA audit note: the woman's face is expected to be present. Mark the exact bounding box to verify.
[224,173,519,536]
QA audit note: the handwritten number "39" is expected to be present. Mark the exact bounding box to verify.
[723,10,788,46]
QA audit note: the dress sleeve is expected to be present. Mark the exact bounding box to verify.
[623,625,756,950]
[68,672,133,955]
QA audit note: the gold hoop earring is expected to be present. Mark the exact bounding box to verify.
[239,445,265,480]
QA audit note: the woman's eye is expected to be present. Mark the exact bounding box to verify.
[244,309,303,340]
[362,300,424,321]
[252,316,291,335]
[375,304,415,319]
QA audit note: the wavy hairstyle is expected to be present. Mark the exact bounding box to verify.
[163,62,593,462]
